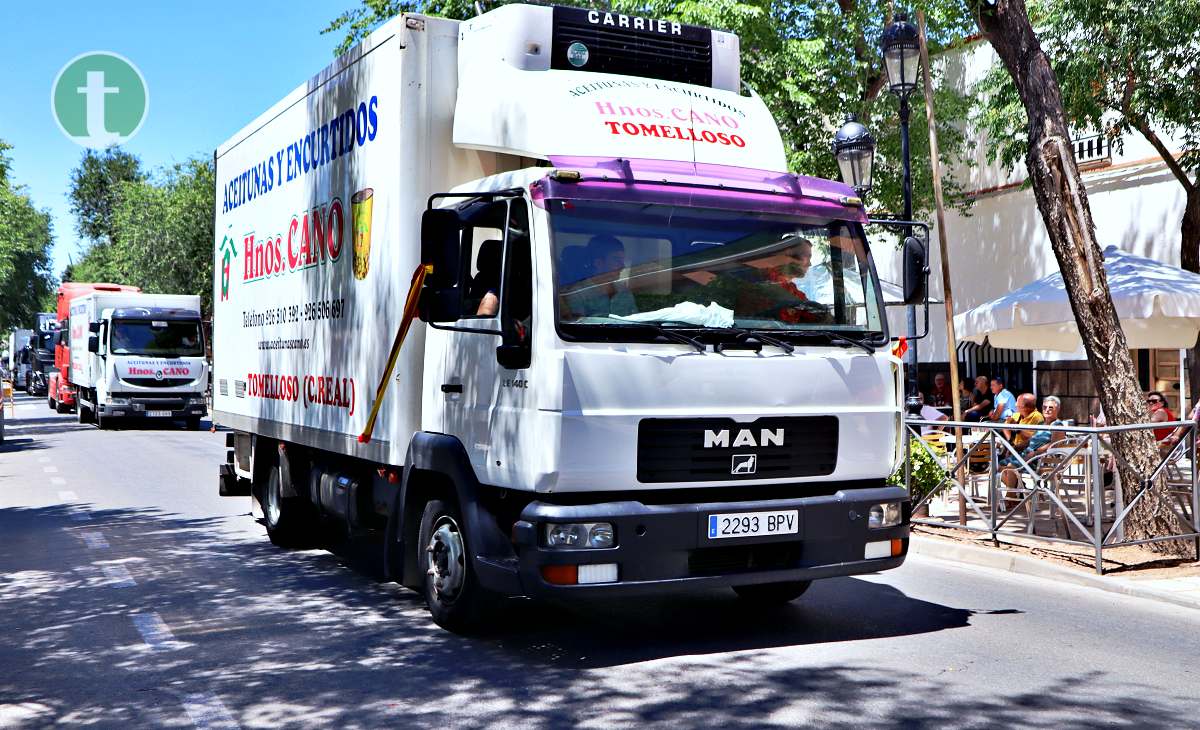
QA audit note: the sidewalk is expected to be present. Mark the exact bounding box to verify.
[911,530,1200,612]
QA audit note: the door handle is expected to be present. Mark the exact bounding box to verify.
[441,383,463,394]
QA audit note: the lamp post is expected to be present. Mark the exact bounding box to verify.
[831,114,876,199]
[881,11,922,405]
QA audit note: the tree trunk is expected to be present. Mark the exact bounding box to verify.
[975,0,1191,556]
[1181,186,1200,274]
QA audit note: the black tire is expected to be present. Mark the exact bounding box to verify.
[77,400,92,425]
[417,498,497,634]
[262,458,317,548]
[55,399,69,414]
[185,417,202,431]
[732,580,812,604]
[48,396,56,411]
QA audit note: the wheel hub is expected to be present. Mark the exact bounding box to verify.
[426,518,465,602]
[265,474,281,526]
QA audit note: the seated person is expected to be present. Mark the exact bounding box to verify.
[564,235,636,318]
[963,375,993,422]
[998,393,1046,467]
[999,395,1065,506]
[929,373,952,408]
[987,377,1017,421]
[910,392,948,435]
[469,239,502,316]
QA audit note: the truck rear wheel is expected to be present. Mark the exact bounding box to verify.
[732,580,812,604]
[263,459,317,548]
[48,396,56,411]
[418,498,497,634]
[77,400,93,425]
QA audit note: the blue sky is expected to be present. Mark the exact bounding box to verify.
[0,1,348,278]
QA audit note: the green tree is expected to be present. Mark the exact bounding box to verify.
[0,140,55,333]
[68,147,144,245]
[71,157,216,315]
[974,0,1200,271]
[323,0,978,220]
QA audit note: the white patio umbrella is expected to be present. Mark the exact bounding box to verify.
[955,245,1200,352]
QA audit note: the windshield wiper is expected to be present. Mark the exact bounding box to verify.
[726,327,794,354]
[771,329,877,354]
[571,321,706,352]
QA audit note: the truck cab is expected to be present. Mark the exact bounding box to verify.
[71,298,209,429]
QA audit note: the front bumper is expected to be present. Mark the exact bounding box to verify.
[100,394,207,420]
[508,485,908,597]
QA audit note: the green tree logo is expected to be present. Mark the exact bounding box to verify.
[51,52,149,148]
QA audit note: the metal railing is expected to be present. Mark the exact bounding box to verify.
[902,418,1200,573]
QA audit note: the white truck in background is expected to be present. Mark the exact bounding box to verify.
[68,292,209,429]
[213,3,922,633]
[7,329,33,390]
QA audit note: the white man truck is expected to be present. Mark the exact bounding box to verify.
[69,292,209,429]
[213,3,919,632]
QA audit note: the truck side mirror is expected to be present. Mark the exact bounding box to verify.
[88,322,101,334]
[418,208,465,323]
[87,334,99,353]
[902,236,928,305]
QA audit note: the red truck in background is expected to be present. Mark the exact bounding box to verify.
[47,282,140,413]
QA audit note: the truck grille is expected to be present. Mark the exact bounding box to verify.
[637,416,838,483]
[551,6,713,87]
[688,542,802,576]
[121,377,194,388]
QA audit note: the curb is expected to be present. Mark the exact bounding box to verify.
[909,535,1200,612]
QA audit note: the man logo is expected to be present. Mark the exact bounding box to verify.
[51,51,149,148]
[704,428,784,449]
[731,454,757,475]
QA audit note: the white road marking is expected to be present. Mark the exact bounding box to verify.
[77,531,109,549]
[101,564,136,588]
[58,491,79,501]
[50,477,66,486]
[42,466,59,473]
[130,612,179,650]
[181,693,239,729]
[36,456,50,463]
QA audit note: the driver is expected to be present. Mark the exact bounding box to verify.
[564,234,636,317]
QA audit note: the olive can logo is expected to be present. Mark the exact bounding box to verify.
[51,51,149,148]
[351,188,374,281]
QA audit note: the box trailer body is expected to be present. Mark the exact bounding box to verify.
[7,329,33,388]
[213,4,912,631]
[48,282,141,411]
[69,292,208,428]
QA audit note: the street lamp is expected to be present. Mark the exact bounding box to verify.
[881,11,922,404]
[831,114,876,198]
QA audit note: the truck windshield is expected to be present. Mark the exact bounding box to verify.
[110,320,204,357]
[548,200,884,342]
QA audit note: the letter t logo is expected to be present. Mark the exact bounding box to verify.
[76,71,120,145]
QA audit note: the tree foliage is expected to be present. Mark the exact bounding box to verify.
[68,147,144,245]
[0,139,55,333]
[323,0,979,220]
[973,0,1200,269]
[68,155,216,315]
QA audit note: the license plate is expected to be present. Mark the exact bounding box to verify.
[148,410,172,417]
[707,510,798,540]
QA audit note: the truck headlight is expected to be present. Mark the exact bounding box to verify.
[545,522,615,549]
[869,502,902,529]
[109,397,130,405]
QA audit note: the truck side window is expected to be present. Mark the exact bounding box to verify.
[502,202,533,344]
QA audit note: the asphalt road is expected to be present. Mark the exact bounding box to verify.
[2,391,1199,728]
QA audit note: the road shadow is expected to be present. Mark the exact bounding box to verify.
[0,504,1191,727]
[0,437,47,454]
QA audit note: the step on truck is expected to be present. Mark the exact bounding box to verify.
[68,292,209,429]
[212,3,922,632]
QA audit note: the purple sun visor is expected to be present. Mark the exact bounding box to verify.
[535,156,869,223]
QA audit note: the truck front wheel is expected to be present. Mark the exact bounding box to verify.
[418,498,497,634]
[732,580,812,604]
[263,462,316,548]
